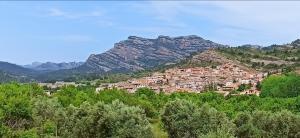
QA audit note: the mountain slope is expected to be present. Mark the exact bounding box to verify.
[0,61,37,76]
[0,62,38,82]
[0,71,17,83]
[78,35,225,73]
[217,39,300,72]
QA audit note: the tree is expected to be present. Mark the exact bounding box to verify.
[103,100,153,138]
[260,73,300,98]
[161,100,235,138]
[267,110,300,138]
[61,100,153,138]
[234,110,300,138]
[233,112,260,138]
[31,96,64,137]
[161,99,197,138]
[193,104,235,136]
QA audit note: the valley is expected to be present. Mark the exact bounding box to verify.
[1,35,300,97]
[1,33,300,138]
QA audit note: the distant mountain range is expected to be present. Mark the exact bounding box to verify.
[0,61,37,77]
[0,61,37,83]
[0,35,299,83]
[23,62,84,71]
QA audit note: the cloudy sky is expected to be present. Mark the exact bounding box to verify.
[1,1,300,64]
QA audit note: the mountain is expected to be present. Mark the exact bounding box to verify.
[2,35,299,83]
[0,61,37,77]
[78,35,226,73]
[23,62,43,69]
[0,61,38,82]
[24,62,84,71]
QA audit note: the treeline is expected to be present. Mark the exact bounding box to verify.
[261,73,300,98]
[162,99,300,138]
[1,73,300,137]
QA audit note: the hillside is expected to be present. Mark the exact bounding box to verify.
[78,35,225,73]
[0,62,38,82]
[0,71,17,83]
[0,61,37,76]
[217,39,300,72]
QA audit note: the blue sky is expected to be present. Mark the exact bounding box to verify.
[1,1,300,65]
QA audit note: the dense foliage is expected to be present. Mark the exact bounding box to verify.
[161,99,234,138]
[0,84,152,138]
[260,73,300,98]
[233,110,300,138]
[0,81,300,137]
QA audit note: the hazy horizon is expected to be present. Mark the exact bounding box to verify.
[1,1,300,64]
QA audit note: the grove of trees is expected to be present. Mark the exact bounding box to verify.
[1,73,300,137]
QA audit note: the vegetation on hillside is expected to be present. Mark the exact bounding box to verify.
[217,46,300,72]
[0,71,17,83]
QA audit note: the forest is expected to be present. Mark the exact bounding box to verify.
[0,73,300,138]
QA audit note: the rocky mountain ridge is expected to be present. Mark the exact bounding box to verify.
[79,35,226,73]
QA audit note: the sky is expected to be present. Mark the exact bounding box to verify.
[1,1,300,65]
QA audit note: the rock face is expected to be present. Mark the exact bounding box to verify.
[80,35,225,73]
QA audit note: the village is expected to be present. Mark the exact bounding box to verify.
[96,63,268,96]
[37,62,268,96]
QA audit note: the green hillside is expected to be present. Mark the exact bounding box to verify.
[217,44,300,72]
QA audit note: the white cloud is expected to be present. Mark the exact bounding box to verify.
[48,8,103,19]
[46,8,113,28]
[48,8,65,16]
[134,1,300,46]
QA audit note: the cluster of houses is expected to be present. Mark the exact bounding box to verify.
[97,63,268,96]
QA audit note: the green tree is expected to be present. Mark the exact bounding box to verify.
[233,112,260,138]
[61,100,153,138]
[162,100,234,138]
[260,73,300,98]
[161,99,197,138]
